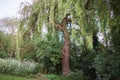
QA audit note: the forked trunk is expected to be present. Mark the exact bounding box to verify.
[53,15,71,75]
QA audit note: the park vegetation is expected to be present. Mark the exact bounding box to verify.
[0,0,120,80]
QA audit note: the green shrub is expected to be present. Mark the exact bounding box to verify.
[70,49,97,80]
[0,58,40,77]
[0,31,11,58]
[36,39,62,74]
[93,51,120,80]
[0,51,9,58]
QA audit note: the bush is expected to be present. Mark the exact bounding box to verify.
[36,39,62,74]
[0,58,40,77]
[0,31,11,58]
[93,51,120,80]
[19,41,37,61]
[0,51,9,58]
[70,49,97,80]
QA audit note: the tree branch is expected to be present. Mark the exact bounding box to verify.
[53,14,71,31]
[54,22,63,31]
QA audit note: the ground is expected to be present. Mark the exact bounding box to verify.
[0,73,48,80]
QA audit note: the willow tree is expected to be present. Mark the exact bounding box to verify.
[16,1,33,58]
[18,0,96,75]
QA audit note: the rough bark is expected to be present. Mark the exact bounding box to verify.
[54,15,71,75]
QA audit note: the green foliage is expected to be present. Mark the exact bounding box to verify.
[110,19,120,52]
[80,50,96,69]
[45,71,85,80]
[0,58,40,77]
[19,41,37,60]
[3,0,120,79]
[92,1,120,80]
[36,38,62,74]
[0,74,29,80]
[78,50,97,80]
[70,46,97,80]
[70,49,96,71]
[45,74,64,80]
[0,31,11,58]
[0,51,9,59]
[93,51,120,80]
[65,71,86,80]
[69,43,81,70]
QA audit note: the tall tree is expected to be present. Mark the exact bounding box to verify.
[0,17,19,57]
[54,14,72,75]
[18,0,96,75]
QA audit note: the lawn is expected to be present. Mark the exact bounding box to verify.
[0,74,29,80]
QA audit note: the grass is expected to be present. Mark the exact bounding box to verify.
[0,73,29,80]
[44,74,67,80]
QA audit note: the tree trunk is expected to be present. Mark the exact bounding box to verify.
[10,28,15,58]
[62,29,70,75]
[53,15,71,75]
